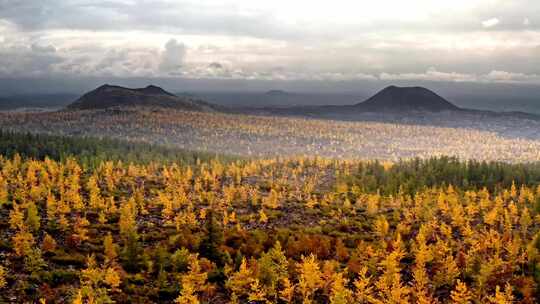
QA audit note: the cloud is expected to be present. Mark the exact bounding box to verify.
[379,68,477,82]
[378,68,540,84]
[208,62,224,69]
[31,43,56,53]
[483,70,540,83]
[482,18,500,28]
[0,1,540,82]
[158,39,186,74]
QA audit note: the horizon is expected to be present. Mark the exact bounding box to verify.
[2,78,540,114]
[1,1,540,112]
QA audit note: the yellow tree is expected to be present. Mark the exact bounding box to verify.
[0,175,8,206]
[75,254,112,303]
[297,254,324,304]
[226,258,254,299]
[87,174,104,210]
[73,216,90,242]
[46,192,57,223]
[279,278,295,303]
[103,232,118,264]
[375,247,409,304]
[263,189,280,209]
[374,215,390,240]
[12,228,35,256]
[0,265,6,288]
[450,280,473,304]
[329,271,354,304]
[412,238,433,304]
[353,266,375,303]
[248,279,268,303]
[487,284,514,304]
[42,233,57,253]
[259,209,268,224]
[25,201,40,232]
[176,255,208,304]
[119,201,137,238]
[104,266,121,291]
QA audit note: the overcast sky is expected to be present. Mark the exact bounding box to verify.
[1,0,539,84]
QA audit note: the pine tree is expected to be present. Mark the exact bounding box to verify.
[258,241,289,299]
[199,209,225,266]
[24,247,47,276]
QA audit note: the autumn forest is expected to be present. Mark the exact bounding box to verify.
[0,131,540,303]
[3,0,540,303]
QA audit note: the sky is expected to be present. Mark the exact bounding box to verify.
[0,0,540,85]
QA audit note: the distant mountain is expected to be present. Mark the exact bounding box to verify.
[241,86,461,115]
[238,85,540,122]
[356,86,460,112]
[265,90,289,97]
[67,84,217,111]
[0,94,77,111]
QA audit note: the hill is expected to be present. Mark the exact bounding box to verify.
[265,89,289,96]
[356,85,460,112]
[67,84,217,111]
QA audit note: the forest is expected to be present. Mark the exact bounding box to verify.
[2,107,540,162]
[1,131,540,303]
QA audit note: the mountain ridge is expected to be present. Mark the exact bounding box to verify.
[67,84,216,112]
[355,85,460,112]
[236,85,540,121]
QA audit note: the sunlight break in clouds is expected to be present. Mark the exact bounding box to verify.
[482,18,500,28]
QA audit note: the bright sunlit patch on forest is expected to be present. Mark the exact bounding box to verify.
[1,108,540,162]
